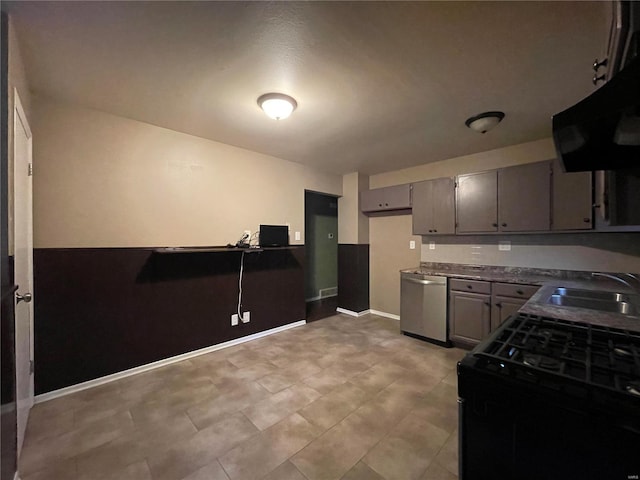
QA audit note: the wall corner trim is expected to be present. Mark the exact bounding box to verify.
[369,309,400,321]
[336,307,371,317]
[34,320,306,404]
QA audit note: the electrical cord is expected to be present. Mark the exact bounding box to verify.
[237,249,245,319]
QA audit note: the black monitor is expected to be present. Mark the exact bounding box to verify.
[259,225,289,247]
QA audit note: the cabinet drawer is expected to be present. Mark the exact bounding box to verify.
[492,282,539,299]
[449,279,491,294]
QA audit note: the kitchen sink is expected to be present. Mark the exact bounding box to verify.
[552,287,639,303]
[547,287,640,316]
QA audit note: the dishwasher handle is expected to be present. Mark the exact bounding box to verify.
[403,277,446,286]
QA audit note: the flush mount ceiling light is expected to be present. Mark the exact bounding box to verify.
[465,111,505,134]
[257,93,297,120]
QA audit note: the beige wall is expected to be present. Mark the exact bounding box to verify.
[7,16,33,255]
[32,97,342,248]
[370,138,555,188]
[368,138,640,316]
[370,214,420,315]
[338,172,369,244]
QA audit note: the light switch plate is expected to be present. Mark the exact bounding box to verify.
[429,242,436,250]
[499,241,511,251]
[295,231,301,241]
[409,240,416,249]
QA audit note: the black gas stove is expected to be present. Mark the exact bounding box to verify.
[458,313,640,480]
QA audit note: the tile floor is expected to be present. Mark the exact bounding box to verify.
[20,314,466,480]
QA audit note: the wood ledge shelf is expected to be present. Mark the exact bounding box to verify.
[153,246,300,254]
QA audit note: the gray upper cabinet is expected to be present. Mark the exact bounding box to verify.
[551,158,593,230]
[360,184,412,213]
[498,161,551,232]
[456,162,551,233]
[456,171,498,233]
[412,177,455,235]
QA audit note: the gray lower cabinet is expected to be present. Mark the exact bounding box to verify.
[412,177,455,235]
[450,279,538,346]
[551,158,593,230]
[449,279,491,346]
[490,283,537,330]
[361,184,412,213]
[491,296,526,331]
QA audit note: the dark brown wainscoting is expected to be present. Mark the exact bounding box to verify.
[305,296,338,322]
[33,247,305,394]
[337,244,369,313]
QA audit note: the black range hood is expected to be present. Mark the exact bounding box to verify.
[553,55,640,173]
[553,1,640,172]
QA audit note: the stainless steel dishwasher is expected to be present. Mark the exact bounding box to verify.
[400,272,449,347]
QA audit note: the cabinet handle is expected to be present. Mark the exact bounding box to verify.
[501,223,507,227]
[583,218,591,223]
[467,285,473,290]
[428,229,433,233]
[378,203,382,207]
[495,302,502,308]
[484,302,491,307]
[516,289,523,295]
[433,229,437,233]
[592,74,606,85]
[492,223,498,228]
[593,58,608,71]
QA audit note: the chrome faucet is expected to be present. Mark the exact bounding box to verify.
[592,272,640,292]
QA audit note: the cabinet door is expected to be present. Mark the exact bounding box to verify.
[491,295,527,331]
[360,189,385,212]
[552,158,593,230]
[412,180,434,234]
[384,184,412,210]
[361,184,411,213]
[449,291,491,346]
[432,177,455,234]
[456,171,498,233]
[498,161,551,232]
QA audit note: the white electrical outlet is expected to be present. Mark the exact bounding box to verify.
[241,311,250,323]
[429,241,436,250]
[498,241,511,251]
[409,240,416,249]
[231,314,239,326]
[295,231,301,241]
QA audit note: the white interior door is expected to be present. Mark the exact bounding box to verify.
[13,88,34,457]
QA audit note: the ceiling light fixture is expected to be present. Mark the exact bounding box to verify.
[257,93,297,120]
[465,111,505,134]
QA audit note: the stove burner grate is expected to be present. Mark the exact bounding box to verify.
[476,313,640,398]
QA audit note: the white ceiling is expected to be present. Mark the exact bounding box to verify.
[6,1,607,175]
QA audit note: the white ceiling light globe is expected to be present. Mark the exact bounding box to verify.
[258,93,297,120]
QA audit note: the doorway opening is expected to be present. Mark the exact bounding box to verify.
[304,191,338,322]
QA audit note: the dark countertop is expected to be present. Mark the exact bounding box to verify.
[401,262,640,333]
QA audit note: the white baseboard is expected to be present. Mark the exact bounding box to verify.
[14,471,20,480]
[369,309,400,320]
[35,320,306,404]
[336,307,371,317]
